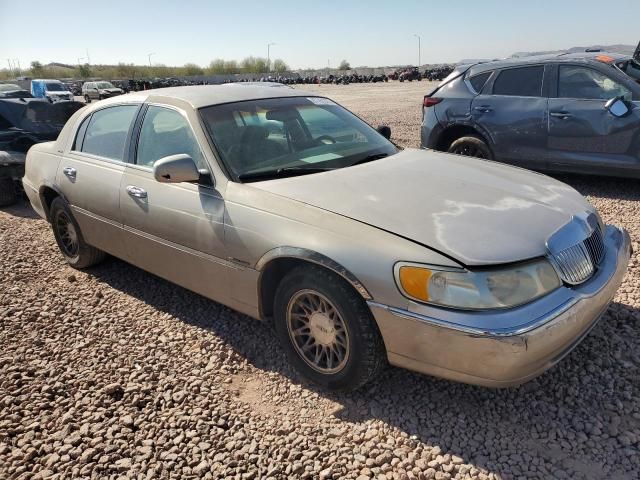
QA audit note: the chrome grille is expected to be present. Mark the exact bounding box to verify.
[551,227,605,285]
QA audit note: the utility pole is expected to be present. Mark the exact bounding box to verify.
[267,43,275,72]
[86,49,91,65]
[413,34,421,68]
[147,53,155,67]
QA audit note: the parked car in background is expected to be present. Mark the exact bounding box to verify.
[0,97,83,205]
[30,79,74,102]
[23,85,631,391]
[421,51,640,178]
[82,81,123,103]
[0,84,33,99]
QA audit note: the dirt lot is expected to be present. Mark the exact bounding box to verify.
[1,82,639,480]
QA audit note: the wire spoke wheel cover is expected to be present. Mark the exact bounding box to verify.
[55,211,79,257]
[286,289,350,374]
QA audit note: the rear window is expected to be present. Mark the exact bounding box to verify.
[493,66,544,97]
[468,72,492,93]
[81,105,138,161]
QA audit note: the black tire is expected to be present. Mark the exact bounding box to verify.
[447,135,493,160]
[50,197,105,268]
[84,95,91,103]
[0,177,17,207]
[274,265,386,392]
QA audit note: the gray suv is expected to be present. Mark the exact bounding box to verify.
[421,50,640,178]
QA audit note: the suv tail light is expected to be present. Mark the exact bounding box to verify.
[423,96,442,108]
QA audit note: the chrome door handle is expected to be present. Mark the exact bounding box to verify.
[126,185,147,199]
[63,167,77,180]
[473,106,493,113]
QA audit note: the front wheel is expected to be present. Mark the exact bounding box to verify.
[447,135,493,160]
[50,197,105,268]
[84,95,91,103]
[274,265,386,392]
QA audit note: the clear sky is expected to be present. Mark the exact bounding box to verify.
[1,0,638,70]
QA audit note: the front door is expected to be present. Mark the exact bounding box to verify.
[547,64,640,174]
[120,104,231,302]
[471,65,548,169]
[56,104,139,257]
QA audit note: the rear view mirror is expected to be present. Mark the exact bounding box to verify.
[377,125,391,140]
[605,97,630,118]
[153,154,200,183]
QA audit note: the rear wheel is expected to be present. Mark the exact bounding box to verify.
[50,197,105,268]
[0,177,17,207]
[274,265,386,392]
[448,135,493,160]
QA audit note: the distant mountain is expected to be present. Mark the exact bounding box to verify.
[510,44,636,58]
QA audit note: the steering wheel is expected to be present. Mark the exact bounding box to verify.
[315,135,337,145]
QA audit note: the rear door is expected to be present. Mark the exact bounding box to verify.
[546,63,640,174]
[57,104,139,257]
[471,65,549,168]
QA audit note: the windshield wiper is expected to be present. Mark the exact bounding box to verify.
[238,166,335,181]
[349,152,389,167]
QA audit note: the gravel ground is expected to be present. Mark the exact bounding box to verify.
[1,82,640,480]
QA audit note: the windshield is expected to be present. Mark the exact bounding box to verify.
[97,82,115,89]
[45,82,66,92]
[200,97,398,181]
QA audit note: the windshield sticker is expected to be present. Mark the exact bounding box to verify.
[307,97,335,106]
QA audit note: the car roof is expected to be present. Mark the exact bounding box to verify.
[467,51,631,75]
[96,84,313,109]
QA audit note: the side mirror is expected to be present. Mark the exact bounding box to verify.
[377,125,391,140]
[153,154,201,183]
[605,96,630,118]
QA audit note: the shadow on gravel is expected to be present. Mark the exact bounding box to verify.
[549,173,640,202]
[0,198,40,220]
[89,256,639,479]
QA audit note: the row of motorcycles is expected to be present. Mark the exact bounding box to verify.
[62,65,456,95]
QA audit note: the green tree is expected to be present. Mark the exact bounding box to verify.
[77,63,92,78]
[207,59,226,74]
[182,63,204,76]
[223,60,238,73]
[116,62,137,79]
[30,61,44,77]
[338,60,351,71]
[272,59,289,73]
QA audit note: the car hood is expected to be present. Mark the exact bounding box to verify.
[251,149,593,266]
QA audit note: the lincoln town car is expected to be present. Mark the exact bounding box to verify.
[22,85,631,391]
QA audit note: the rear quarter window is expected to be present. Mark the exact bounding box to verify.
[493,66,544,97]
[468,72,492,93]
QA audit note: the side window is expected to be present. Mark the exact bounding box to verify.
[468,72,492,94]
[558,65,632,101]
[136,106,206,169]
[81,105,138,161]
[72,115,91,151]
[493,66,544,97]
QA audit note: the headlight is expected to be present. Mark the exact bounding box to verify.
[395,260,561,310]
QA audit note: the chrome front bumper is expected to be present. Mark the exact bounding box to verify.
[369,226,632,387]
